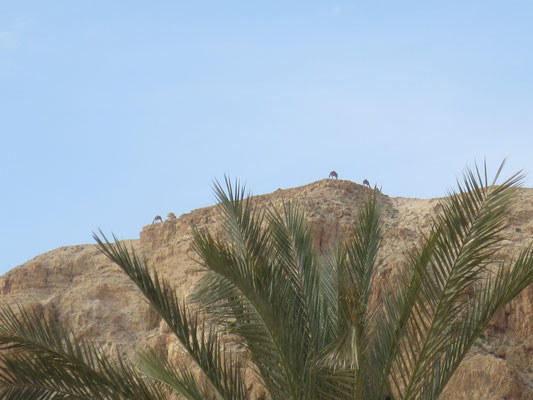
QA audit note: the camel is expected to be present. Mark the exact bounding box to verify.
[167,212,177,221]
[329,171,338,179]
[363,179,370,187]
[152,215,163,223]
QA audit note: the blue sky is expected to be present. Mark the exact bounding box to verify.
[2,1,533,274]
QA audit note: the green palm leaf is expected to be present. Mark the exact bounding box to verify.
[94,231,248,400]
[0,305,164,399]
[191,178,315,399]
[369,162,530,400]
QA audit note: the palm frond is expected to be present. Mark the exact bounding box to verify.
[136,349,214,400]
[317,190,382,399]
[267,201,336,351]
[94,232,248,400]
[192,179,335,399]
[0,387,72,400]
[191,214,306,398]
[0,305,164,400]
[369,162,527,400]
[420,245,533,399]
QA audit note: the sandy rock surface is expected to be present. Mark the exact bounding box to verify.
[3,179,533,399]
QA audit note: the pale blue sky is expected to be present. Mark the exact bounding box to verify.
[2,1,533,274]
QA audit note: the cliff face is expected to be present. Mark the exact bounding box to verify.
[3,179,533,399]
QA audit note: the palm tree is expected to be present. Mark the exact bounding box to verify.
[1,162,533,400]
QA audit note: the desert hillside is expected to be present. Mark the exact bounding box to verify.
[3,179,533,399]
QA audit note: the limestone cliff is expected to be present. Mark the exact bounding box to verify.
[2,179,533,399]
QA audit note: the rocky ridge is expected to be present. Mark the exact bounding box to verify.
[2,179,533,399]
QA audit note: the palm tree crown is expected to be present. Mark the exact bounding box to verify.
[1,163,533,400]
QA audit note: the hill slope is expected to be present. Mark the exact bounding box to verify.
[3,179,533,399]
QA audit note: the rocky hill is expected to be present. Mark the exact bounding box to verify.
[3,179,533,399]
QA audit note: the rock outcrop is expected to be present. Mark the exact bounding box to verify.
[2,179,533,399]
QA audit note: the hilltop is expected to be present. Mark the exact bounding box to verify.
[3,179,533,399]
